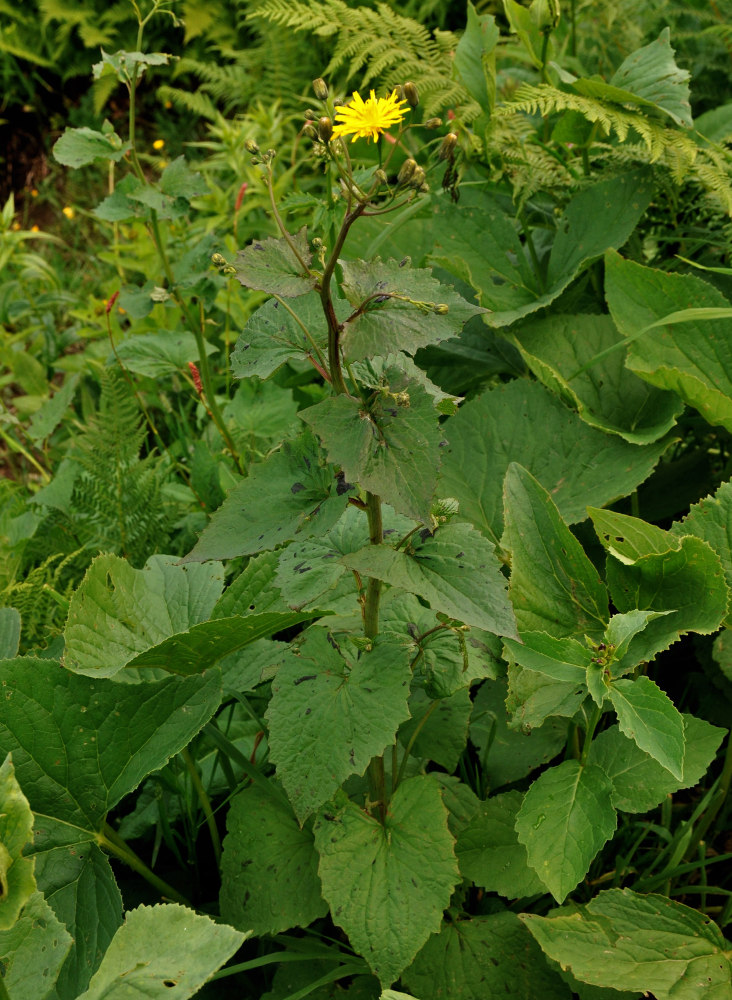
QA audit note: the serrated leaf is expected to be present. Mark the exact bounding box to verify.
[220,782,327,935]
[0,607,20,659]
[183,431,353,562]
[30,818,123,1000]
[53,126,129,167]
[521,888,732,999]
[301,367,441,525]
[510,313,682,443]
[0,754,36,930]
[608,28,692,128]
[231,292,333,380]
[606,251,732,433]
[456,791,545,898]
[339,257,483,362]
[115,331,216,379]
[233,228,314,297]
[402,912,571,1000]
[470,678,568,788]
[213,550,289,618]
[159,156,208,200]
[516,760,617,903]
[399,687,471,770]
[453,3,499,111]
[344,522,516,635]
[27,372,81,444]
[605,609,674,676]
[440,379,666,547]
[506,661,587,731]
[77,903,246,1000]
[503,633,592,683]
[266,631,411,822]
[590,508,729,657]
[0,890,72,999]
[608,676,685,779]
[0,657,222,829]
[588,715,725,813]
[503,464,609,639]
[352,354,461,416]
[671,479,732,627]
[313,776,459,986]
[431,172,651,327]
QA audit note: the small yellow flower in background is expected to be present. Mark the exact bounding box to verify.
[332,89,408,143]
[62,206,75,220]
[11,221,21,231]
[30,188,38,198]
[30,224,40,232]
[153,138,165,150]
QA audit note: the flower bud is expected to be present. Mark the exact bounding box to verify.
[211,253,227,267]
[303,123,319,140]
[374,168,388,186]
[312,77,329,101]
[424,117,443,129]
[433,303,449,315]
[318,116,333,142]
[411,165,426,188]
[245,138,260,154]
[304,109,319,119]
[403,81,419,108]
[397,158,417,185]
[438,132,458,160]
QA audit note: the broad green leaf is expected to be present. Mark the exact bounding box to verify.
[313,776,459,986]
[64,553,223,678]
[503,633,591,683]
[606,251,732,433]
[0,657,222,829]
[379,592,503,699]
[77,904,246,1000]
[503,464,609,639]
[352,353,461,416]
[266,631,411,822]
[0,754,35,930]
[506,660,587,730]
[159,156,208,200]
[53,126,129,167]
[608,28,692,128]
[27,372,80,443]
[470,678,568,789]
[220,782,327,935]
[453,3,499,111]
[213,550,289,618]
[0,891,72,999]
[510,313,682,443]
[440,379,666,547]
[301,367,441,525]
[522,888,732,999]
[339,258,483,362]
[516,760,617,903]
[276,504,412,611]
[233,229,314,297]
[184,431,353,562]
[671,479,732,626]
[0,607,20,660]
[344,522,516,636]
[502,0,544,67]
[588,715,725,813]
[431,172,651,326]
[231,292,346,380]
[402,912,571,1000]
[431,773,480,838]
[115,331,216,379]
[398,687,472,770]
[456,791,545,898]
[590,508,729,657]
[608,676,685,779]
[92,49,170,82]
[30,818,123,1000]
[605,609,674,677]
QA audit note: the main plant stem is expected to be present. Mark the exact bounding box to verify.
[99,822,191,906]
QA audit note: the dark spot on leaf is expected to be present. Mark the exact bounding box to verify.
[291,482,305,494]
[439,439,449,447]
[419,528,433,542]
[336,471,353,495]
[294,674,317,685]
[456,551,464,558]
[163,980,177,988]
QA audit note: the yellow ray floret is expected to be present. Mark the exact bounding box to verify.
[332,89,408,143]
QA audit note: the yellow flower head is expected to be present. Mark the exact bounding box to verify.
[153,138,165,150]
[332,89,408,143]
[62,206,75,220]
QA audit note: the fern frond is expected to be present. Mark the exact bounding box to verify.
[250,0,468,117]
[157,83,218,121]
[497,84,698,168]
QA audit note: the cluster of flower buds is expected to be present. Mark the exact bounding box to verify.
[211,252,236,276]
[245,139,276,166]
